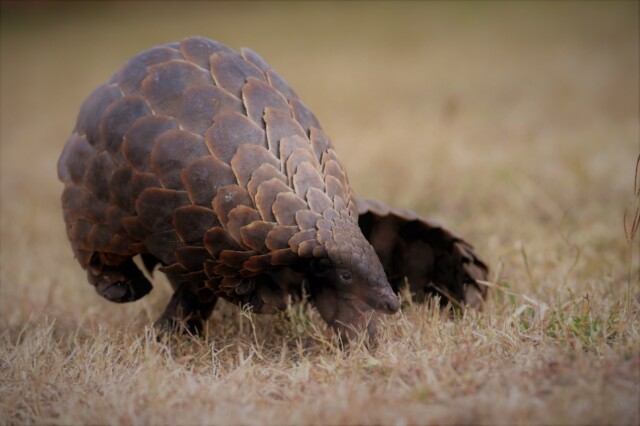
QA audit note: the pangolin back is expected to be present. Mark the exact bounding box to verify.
[57,36,386,311]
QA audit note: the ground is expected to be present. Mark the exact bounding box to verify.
[1,2,639,425]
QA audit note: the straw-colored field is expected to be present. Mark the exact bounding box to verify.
[1,2,638,425]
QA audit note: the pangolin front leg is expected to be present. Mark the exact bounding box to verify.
[154,273,218,335]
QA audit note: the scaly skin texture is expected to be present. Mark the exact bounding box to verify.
[58,37,487,337]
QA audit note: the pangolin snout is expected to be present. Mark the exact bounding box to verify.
[377,294,401,314]
[375,275,401,313]
[387,296,401,313]
[362,279,400,314]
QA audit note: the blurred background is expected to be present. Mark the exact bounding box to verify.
[1,1,638,324]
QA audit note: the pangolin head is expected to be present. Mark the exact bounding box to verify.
[308,209,400,339]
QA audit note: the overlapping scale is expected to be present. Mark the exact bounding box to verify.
[175,246,212,271]
[243,77,290,125]
[150,129,210,189]
[239,221,276,253]
[58,133,96,184]
[173,205,220,244]
[290,98,320,135]
[264,108,306,158]
[226,205,262,247]
[117,46,182,94]
[266,69,297,101]
[240,47,270,72]
[181,156,237,207]
[265,225,298,251]
[179,36,235,69]
[181,85,242,135]
[142,60,212,118]
[210,52,266,98]
[285,148,318,180]
[212,185,253,227]
[272,192,308,226]
[122,115,179,172]
[203,227,241,257]
[135,188,190,232]
[293,161,325,199]
[254,177,292,222]
[99,95,151,157]
[83,151,115,202]
[144,229,183,265]
[109,165,135,211]
[230,144,280,188]
[76,84,122,145]
[246,163,286,203]
[205,110,267,163]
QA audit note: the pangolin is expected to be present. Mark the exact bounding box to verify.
[57,37,488,338]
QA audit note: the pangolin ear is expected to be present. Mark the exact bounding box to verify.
[310,258,332,277]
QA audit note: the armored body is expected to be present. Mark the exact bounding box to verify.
[58,37,487,337]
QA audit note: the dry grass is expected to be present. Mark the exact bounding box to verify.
[1,2,639,425]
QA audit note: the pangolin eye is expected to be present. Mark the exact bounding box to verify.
[340,271,352,281]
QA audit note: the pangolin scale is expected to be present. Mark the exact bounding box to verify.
[58,36,488,338]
